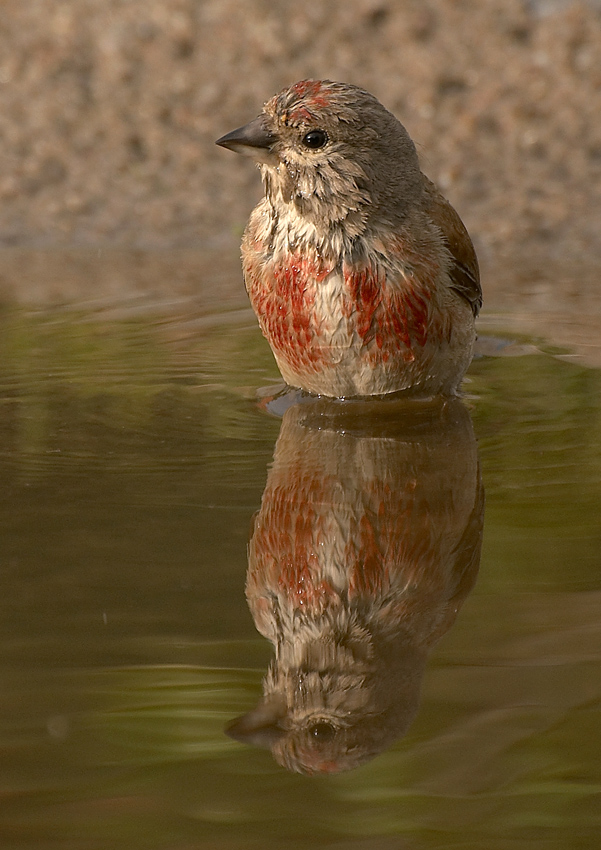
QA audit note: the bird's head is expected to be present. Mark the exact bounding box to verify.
[217,80,423,239]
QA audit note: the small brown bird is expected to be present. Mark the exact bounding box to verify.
[227,397,484,774]
[217,80,481,398]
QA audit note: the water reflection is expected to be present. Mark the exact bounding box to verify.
[228,396,484,774]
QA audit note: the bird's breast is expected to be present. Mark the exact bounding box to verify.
[242,235,457,395]
[247,251,430,345]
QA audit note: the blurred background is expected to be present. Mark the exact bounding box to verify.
[1,0,600,316]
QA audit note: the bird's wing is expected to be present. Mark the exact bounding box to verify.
[422,175,482,317]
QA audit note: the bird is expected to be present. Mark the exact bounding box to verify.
[226,396,484,774]
[216,80,481,398]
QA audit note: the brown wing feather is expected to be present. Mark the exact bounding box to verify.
[422,175,482,316]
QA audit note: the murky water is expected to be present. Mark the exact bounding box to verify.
[0,284,600,848]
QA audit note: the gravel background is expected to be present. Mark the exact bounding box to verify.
[1,0,600,288]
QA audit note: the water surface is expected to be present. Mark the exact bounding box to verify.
[0,286,599,848]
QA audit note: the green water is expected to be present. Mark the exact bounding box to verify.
[0,306,599,849]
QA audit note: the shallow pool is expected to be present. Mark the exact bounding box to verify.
[0,294,599,848]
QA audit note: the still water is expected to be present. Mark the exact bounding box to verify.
[0,293,599,848]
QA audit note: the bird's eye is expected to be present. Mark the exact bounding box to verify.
[308,722,336,740]
[302,129,328,150]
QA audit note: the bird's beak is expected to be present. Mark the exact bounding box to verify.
[225,694,287,749]
[216,115,277,161]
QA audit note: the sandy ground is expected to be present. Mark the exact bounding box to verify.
[0,0,600,337]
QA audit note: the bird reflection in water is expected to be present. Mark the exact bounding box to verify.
[227,396,484,774]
